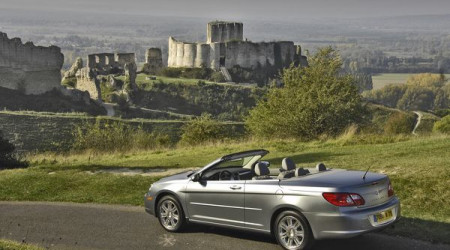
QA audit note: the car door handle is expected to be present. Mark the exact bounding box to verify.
[230,185,242,190]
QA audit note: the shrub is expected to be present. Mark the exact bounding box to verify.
[210,71,226,82]
[180,113,224,145]
[72,119,171,152]
[246,47,364,140]
[433,115,450,134]
[0,131,27,169]
[384,112,416,135]
[159,68,182,78]
[61,77,77,88]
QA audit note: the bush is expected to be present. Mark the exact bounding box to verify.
[72,119,171,152]
[384,112,416,135]
[180,113,225,145]
[61,77,77,88]
[246,47,364,139]
[159,68,182,78]
[210,71,226,82]
[433,115,450,134]
[0,131,27,169]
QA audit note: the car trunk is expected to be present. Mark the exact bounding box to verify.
[280,169,391,208]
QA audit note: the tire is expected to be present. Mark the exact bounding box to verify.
[156,195,185,232]
[274,210,313,250]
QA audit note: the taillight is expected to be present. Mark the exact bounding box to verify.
[388,181,394,197]
[322,193,365,207]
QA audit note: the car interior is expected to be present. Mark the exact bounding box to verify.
[201,156,328,181]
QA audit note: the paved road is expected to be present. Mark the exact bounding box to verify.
[1,202,449,250]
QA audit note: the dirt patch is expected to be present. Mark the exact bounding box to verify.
[86,167,198,177]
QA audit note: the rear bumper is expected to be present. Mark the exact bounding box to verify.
[305,197,401,240]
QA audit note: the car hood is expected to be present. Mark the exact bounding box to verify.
[158,170,194,182]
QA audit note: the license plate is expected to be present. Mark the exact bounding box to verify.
[373,209,393,224]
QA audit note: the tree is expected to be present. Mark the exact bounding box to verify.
[180,113,224,145]
[246,47,364,139]
[0,131,26,169]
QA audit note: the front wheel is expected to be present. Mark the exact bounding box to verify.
[274,211,313,250]
[157,195,185,232]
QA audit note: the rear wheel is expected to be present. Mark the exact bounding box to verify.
[274,210,313,250]
[157,195,185,232]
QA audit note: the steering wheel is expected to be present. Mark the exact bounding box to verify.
[219,170,233,180]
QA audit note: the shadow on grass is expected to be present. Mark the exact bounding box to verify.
[182,217,450,249]
[267,152,345,166]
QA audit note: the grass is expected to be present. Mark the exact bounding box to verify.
[372,73,450,89]
[119,73,253,88]
[0,239,44,250]
[0,135,449,243]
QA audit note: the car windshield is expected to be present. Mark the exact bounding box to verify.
[211,155,260,170]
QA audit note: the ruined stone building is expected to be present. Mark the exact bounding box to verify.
[168,21,304,70]
[0,32,64,94]
[142,48,163,74]
[75,52,137,101]
[87,52,136,75]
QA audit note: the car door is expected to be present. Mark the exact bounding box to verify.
[185,178,245,228]
[244,178,281,232]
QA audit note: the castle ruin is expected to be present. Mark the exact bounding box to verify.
[87,52,136,75]
[168,21,304,70]
[141,48,163,74]
[75,52,137,101]
[0,32,64,94]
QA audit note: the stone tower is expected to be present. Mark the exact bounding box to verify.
[207,21,243,44]
[142,48,163,74]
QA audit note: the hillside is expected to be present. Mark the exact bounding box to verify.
[0,87,105,115]
[0,135,449,243]
[0,111,244,152]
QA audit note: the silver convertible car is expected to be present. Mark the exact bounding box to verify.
[144,149,400,250]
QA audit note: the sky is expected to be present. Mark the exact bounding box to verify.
[2,0,450,20]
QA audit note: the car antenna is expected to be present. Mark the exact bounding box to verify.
[362,165,371,180]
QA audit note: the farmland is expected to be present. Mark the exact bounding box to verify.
[372,73,450,89]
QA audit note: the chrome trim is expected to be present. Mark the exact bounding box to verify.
[189,219,270,233]
[190,202,262,211]
[192,215,245,224]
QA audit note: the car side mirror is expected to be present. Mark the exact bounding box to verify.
[192,173,201,182]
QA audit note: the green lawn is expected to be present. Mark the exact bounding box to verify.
[0,239,44,250]
[1,135,449,243]
[372,73,450,89]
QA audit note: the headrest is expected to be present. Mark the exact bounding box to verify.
[282,158,296,171]
[255,162,270,176]
[316,163,326,171]
[295,168,310,177]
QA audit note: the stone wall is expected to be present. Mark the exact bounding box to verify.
[0,32,64,94]
[87,52,135,74]
[75,68,102,101]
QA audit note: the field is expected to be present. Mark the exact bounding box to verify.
[372,73,450,89]
[1,135,449,243]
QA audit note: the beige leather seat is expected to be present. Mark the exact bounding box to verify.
[253,162,272,180]
[277,158,296,179]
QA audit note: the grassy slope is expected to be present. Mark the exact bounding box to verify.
[1,135,449,243]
